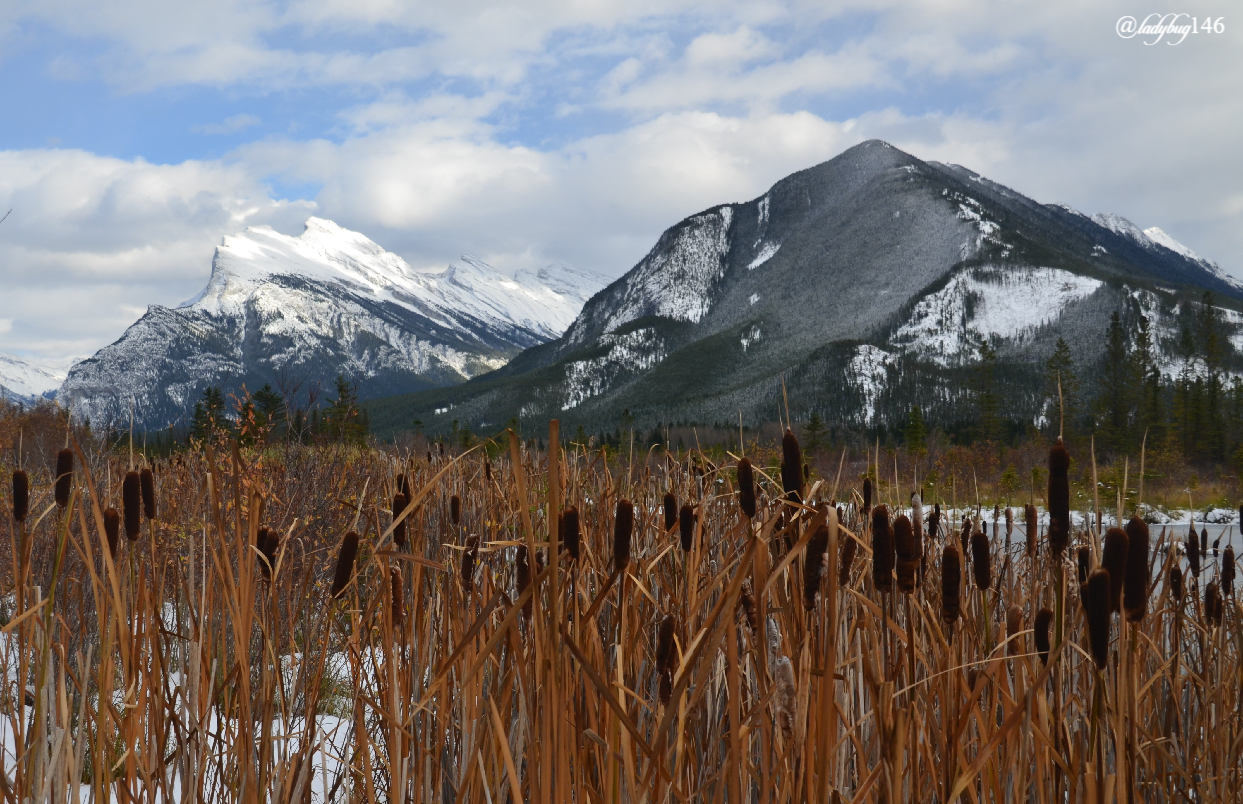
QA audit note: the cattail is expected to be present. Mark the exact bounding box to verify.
[960,518,972,568]
[140,467,156,520]
[392,493,408,547]
[516,545,532,619]
[396,472,409,497]
[1123,516,1150,621]
[390,569,404,631]
[103,508,120,560]
[1004,506,1013,545]
[772,655,797,740]
[1169,565,1184,605]
[484,460,492,482]
[1102,527,1129,614]
[54,448,73,508]
[971,531,991,591]
[1084,568,1111,669]
[257,527,277,580]
[1204,581,1222,627]
[911,493,924,547]
[1006,605,1023,655]
[663,492,677,532]
[123,471,142,539]
[1047,439,1071,556]
[655,615,676,705]
[780,429,803,502]
[1034,607,1054,665]
[1024,504,1038,557]
[872,505,894,592]
[561,506,580,561]
[1222,546,1235,596]
[1077,545,1091,586]
[678,504,695,552]
[737,458,757,518]
[738,581,758,633]
[462,536,478,594]
[450,494,461,526]
[330,531,360,599]
[1201,527,1208,558]
[804,519,830,609]
[614,499,634,575]
[894,514,918,593]
[862,477,873,514]
[941,544,962,625]
[11,470,28,523]
[928,503,941,540]
[839,533,858,586]
[1186,524,1201,577]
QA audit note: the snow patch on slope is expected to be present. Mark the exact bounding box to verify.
[562,328,666,410]
[846,345,893,425]
[748,243,780,270]
[0,354,66,402]
[894,266,1102,365]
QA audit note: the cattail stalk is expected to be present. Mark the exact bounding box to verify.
[331,531,360,599]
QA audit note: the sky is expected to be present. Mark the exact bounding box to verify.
[0,0,1240,369]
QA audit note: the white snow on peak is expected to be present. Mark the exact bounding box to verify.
[0,353,66,401]
[188,218,604,340]
[894,266,1102,366]
[748,242,780,270]
[1092,213,1150,244]
[1143,227,1202,263]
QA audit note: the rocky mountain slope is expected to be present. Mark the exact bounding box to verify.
[0,353,65,404]
[368,140,1243,437]
[59,218,603,429]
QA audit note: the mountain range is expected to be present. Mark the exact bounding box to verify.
[365,139,1243,438]
[56,218,604,429]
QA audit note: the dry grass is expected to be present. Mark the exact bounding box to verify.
[0,420,1239,803]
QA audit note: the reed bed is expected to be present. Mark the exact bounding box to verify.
[0,422,1239,803]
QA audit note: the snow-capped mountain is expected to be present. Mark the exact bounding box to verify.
[0,353,66,404]
[371,139,1243,436]
[60,218,603,429]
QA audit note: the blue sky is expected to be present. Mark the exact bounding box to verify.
[1,0,1240,367]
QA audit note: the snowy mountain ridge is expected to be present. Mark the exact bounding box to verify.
[0,353,65,403]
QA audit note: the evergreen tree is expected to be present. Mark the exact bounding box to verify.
[1174,325,1202,456]
[191,386,228,441]
[804,411,827,455]
[905,405,927,454]
[322,376,367,444]
[974,342,1000,443]
[1044,338,1080,438]
[1095,311,1133,452]
[1132,314,1164,445]
[253,384,285,435]
[1198,293,1225,459]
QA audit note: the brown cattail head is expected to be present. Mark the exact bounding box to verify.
[11,470,29,523]
[676,503,694,552]
[330,531,360,599]
[839,533,858,587]
[1034,607,1054,665]
[257,527,279,580]
[872,504,894,592]
[614,499,634,575]
[738,580,758,633]
[928,503,941,540]
[1201,527,1208,557]
[1077,545,1091,586]
[561,506,581,561]
[391,493,408,547]
[103,508,120,560]
[1222,546,1235,596]
[1005,506,1014,538]
[862,477,873,513]
[941,545,962,625]
[1006,605,1023,656]
[516,545,532,619]
[140,467,156,520]
[390,569,404,631]
[54,448,74,508]
[461,536,478,594]
[1123,516,1150,621]
[663,492,677,531]
[1169,565,1184,605]
[1186,525,1201,577]
[1102,527,1129,614]
[1047,439,1071,556]
[396,472,409,497]
[894,514,918,593]
[1024,504,1038,557]
[1204,581,1223,627]
[960,518,972,567]
[484,460,491,482]
[970,531,992,591]
[655,615,676,705]
[781,429,804,502]
[804,519,830,609]
[737,458,757,519]
[122,471,142,539]
[1084,568,1111,669]
[450,494,461,526]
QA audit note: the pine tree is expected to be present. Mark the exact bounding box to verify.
[975,342,1000,443]
[1132,313,1164,445]
[804,411,827,456]
[905,405,927,454]
[191,387,228,441]
[322,375,367,445]
[1095,311,1133,453]
[1045,337,1080,438]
